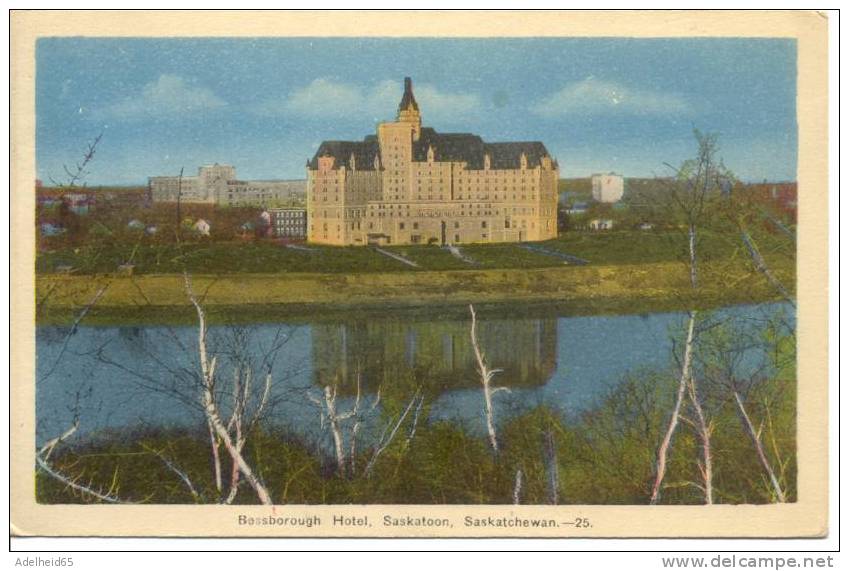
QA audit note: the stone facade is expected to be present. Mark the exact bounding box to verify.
[149,164,306,207]
[307,78,559,246]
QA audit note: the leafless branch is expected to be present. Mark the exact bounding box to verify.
[141,444,203,502]
[364,390,421,478]
[470,304,505,454]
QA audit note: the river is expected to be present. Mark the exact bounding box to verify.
[35,302,793,449]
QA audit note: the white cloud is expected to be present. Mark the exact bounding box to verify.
[415,84,480,118]
[95,74,226,121]
[252,78,482,123]
[533,77,692,118]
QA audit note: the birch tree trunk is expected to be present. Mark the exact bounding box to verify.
[207,419,222,493]
[734,391,786,502]
[650,309,697,504]
[185,273,272,505]
[325,386,348,478]
[202,390,272,505]
[688,224,698,289]
[469,304,504,455]
[688,377,713,504]
[543,430,559,505]
[513,469,523,505]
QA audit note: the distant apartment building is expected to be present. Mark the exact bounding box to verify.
[149,164,306,207]
[270,208,307,239]
[591,172,625,203]
[306,77,559,246]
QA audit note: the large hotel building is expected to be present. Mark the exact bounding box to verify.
[307,78,559,246]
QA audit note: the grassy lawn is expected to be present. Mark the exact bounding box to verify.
[538,230,738,265]
[36,248,796,327]
[36,227,793,277]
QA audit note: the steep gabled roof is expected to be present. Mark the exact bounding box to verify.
[308,139,381,170]
[308,128,551,171]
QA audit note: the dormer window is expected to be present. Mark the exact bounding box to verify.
[318,155,335,172]
[427,145,435,164]
[484,154,491,170]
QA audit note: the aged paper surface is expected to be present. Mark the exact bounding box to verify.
[11,10,828,538]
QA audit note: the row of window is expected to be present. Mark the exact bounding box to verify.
[322,221,535,234]
[315,206,541,219]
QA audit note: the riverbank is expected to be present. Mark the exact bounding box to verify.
[35,259,794,325]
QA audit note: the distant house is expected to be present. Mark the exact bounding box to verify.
[194,219,211,236]
[40,222,65,237]
[638,222,654,231]
[566,202,589,215]
[145,225,158,235]
[591,173,625,203]
[127,219,145,230]
[255,210,273,237]
[589,218,614,231]
[744,182,798,220]
[64,193,92,215]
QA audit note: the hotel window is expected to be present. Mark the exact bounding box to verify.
[481,221,487,229]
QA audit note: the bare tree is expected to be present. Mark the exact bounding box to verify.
[740,230,796,308]
[469,304,508,454]
[184,272,272,505]
[363,390,423,479]
[733,392,786,503]
[696,318,789,503]
[648,131,731,505]
[35,417,127,504]
[307,373,380,478]
[48,132,103,191]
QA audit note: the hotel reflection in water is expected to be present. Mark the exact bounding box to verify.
[311,316,557,392]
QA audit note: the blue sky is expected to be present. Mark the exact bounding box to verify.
[36,37,797,185]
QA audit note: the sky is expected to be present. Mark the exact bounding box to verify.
[36,37,797,185]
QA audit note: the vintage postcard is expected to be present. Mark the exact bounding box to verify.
[10,10,829,538]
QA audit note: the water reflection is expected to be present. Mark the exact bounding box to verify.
[312,317,557,392]
[35,303,792,446]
